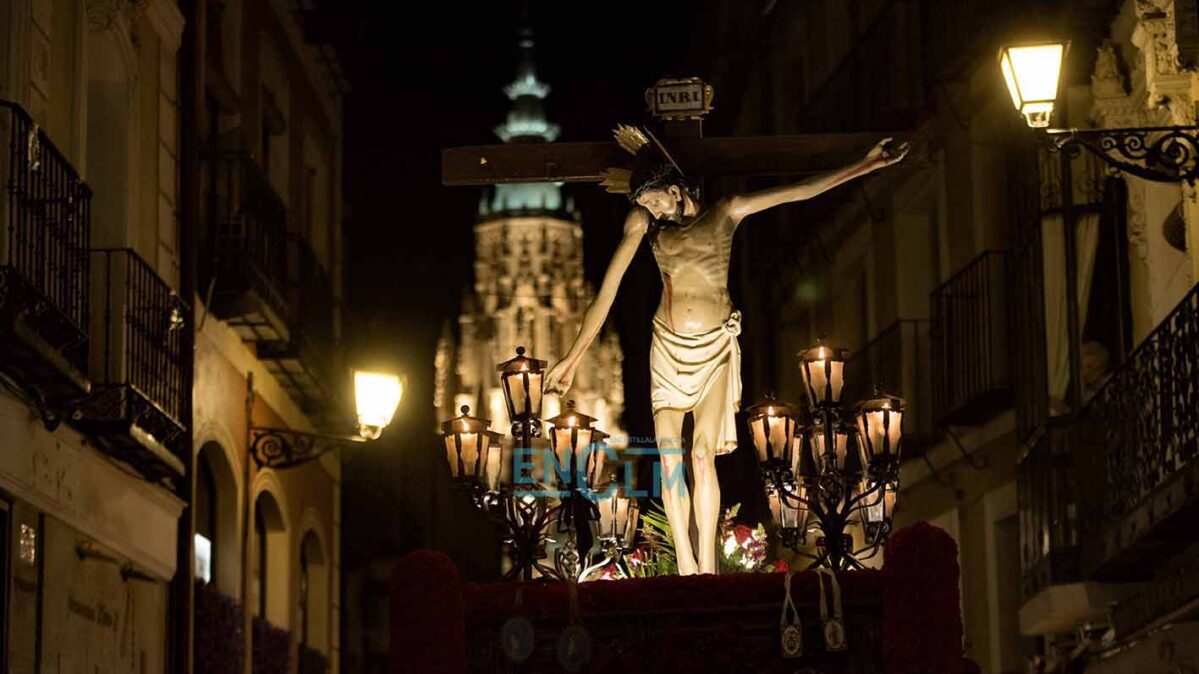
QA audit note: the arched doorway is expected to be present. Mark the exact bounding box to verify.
[251,490,288,627]
[298,529,329,654]
[195,442,240,595]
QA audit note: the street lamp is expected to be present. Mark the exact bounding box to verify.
[999,42,1067,128]
[355,370,404,440]
[999,39,1199,184]
[248,369,403,469]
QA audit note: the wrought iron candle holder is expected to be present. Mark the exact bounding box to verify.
[442,347,625,582]
[753,343,904,570]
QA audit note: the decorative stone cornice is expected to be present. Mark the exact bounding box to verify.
[1132,0,1195,124]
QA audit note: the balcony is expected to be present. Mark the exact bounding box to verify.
[842,320,937,450]
[930,251,1012,425]
[259,237,338,417]
[1019,283,1199,636]
[209,151,290,342]
[80,249,188,481]
[0,101,91,410]
[1087,282,1199,578]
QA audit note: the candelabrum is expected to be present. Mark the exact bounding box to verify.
[441,347,637,582]
[749,342,904,570]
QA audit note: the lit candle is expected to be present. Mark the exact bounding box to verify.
[459,432,480,478]
[484,435,503,491]
[811,423,849,471]
[443,434,460,478]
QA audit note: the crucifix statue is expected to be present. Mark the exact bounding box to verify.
[443,78,909,575]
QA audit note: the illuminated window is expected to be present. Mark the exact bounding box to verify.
[194,533,212,583]
[195,455,217,583]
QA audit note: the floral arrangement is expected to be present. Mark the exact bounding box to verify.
[587,502,788,580]
[718,510,772,573]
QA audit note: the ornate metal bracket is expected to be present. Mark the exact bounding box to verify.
[248,427,364,469]
[1046,126,1199,184]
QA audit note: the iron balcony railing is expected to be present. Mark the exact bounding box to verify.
[0,101,91,375]
[83,249,189,476]
[210,151,290,342]
[1019,283,1199,607]
[930,251,1012,425]
[842,320,937,450]
[1089,282,1199,572]
[259,236,338,416]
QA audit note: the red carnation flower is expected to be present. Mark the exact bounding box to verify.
[734,524,753,545]
[773,559,790,572]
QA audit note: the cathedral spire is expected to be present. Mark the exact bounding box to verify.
[484,17,569,216]
[494,25,560,143]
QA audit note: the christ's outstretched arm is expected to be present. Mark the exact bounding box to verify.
[544,207,649,394]
[725,138,909,223]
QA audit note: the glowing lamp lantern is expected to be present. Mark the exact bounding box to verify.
[546,400,598,491]
[483,433,509,492]
[746,394,798,467]
[597,487,639,550]
[855,391,905,468]
[798,343,847,408]
[999,42,1067,128]
[355,370,402,440]
[861,480,897,525]
[497,346,547,432]
[810,421,855,473]
[440,405,499,485]
[767,488,804,530]
[585,429,613,492]
[791,427,818,480]
[858,479,898,544]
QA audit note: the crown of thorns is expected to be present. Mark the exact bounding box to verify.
[600,124,696,202]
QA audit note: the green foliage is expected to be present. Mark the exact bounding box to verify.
[614,501,772,578]
[626,501,677,577]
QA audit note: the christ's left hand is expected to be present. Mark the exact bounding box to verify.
[864,137,910,169]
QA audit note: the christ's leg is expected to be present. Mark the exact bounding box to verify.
[654,409,698,575]
[692,373,731,575]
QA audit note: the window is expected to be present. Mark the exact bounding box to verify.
[297,531,328,653]
[195,455,217,583]
[299,543,310,647]
[253,501,267,618]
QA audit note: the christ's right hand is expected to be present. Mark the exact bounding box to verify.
[544,360,575,395]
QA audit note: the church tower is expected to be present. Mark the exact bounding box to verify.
[435,27,625,441]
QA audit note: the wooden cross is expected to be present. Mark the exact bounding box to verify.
[443,77,911,188]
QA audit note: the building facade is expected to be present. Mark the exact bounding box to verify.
[690,0,1198,672]
[0,0,350,672]
[434,29,625,443]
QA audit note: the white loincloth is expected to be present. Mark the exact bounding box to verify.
[649,311,743,455]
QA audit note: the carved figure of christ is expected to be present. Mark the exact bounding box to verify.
[444,131,909,575]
